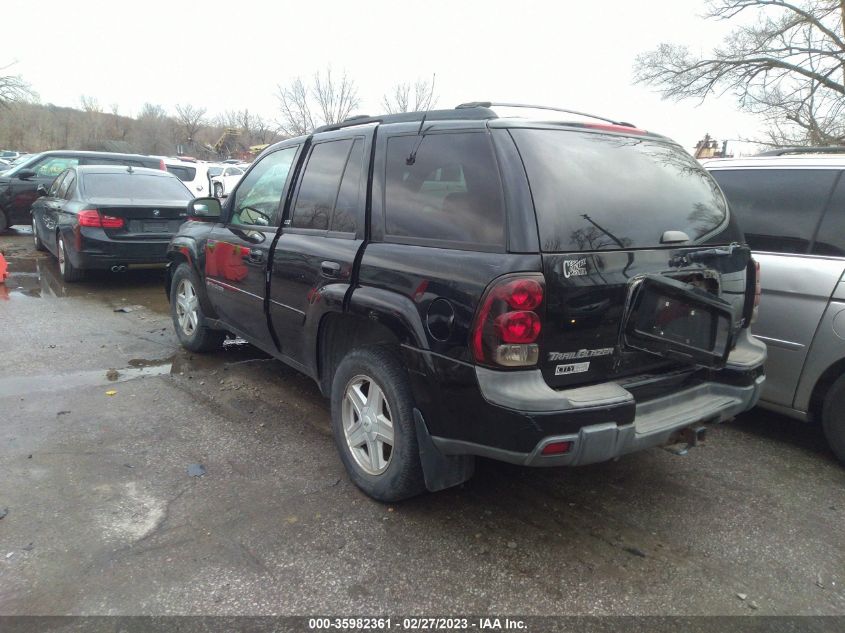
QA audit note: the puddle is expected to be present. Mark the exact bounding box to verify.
[0,362,173,399]
[0,254,170,314]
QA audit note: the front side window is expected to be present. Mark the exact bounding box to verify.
[290,139,354,231]
[34,157,79,178]
[384,132,505,247]
[231,146,298,227]
[710,169,839,254]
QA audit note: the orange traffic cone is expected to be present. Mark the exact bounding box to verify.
[0,252,7,284]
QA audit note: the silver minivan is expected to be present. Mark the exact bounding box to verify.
[705,151,845,462]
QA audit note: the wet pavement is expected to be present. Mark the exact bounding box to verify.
[1,227,845,616]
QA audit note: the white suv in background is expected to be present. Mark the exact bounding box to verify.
[704,149,845,463]
[162,158,216,197]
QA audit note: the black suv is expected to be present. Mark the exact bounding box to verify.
[0,150,165,231]
[166,103,767,501]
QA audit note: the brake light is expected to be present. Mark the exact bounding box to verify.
[77,209,124,229]
[584,123,648,135]
[159,159,166,171]
[471,274,544,367]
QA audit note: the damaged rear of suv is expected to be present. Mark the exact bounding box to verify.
[166,102,766,501]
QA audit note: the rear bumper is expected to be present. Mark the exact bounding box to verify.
[428,329,767,466]
[66,228,172,269]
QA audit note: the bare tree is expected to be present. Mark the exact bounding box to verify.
[634,0,845,146]
[79,95,102,113]
[276,68,360,136]
[0,63,35,110]
[174,103,207,143]
[381,75,438,113]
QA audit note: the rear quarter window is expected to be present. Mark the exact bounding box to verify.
[383,132,505,249]
[511,129,734,252]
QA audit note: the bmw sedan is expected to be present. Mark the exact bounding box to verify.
[31,165,193,282]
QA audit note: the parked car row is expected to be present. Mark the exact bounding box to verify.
[162,157,247,198]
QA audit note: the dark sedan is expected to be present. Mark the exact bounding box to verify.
[31,165,193,281]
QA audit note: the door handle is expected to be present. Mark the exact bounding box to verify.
[247,249,264,263]
[321,260,341,277]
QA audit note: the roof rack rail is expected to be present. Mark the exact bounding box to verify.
[313,105,498,133]
[756,146,845,156]
[455,101,635,127]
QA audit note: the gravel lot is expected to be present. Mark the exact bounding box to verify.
[1,227,844,617]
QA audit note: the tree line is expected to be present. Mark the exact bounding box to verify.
[0,65,437,158]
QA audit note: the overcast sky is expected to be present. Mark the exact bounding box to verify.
[4,0,764,154]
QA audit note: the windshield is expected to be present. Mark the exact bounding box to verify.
[82,173,193,200]
[510,129,733,251]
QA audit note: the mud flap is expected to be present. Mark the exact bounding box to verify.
[413,409,475,492]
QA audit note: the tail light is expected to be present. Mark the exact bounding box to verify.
[159,159,167,171]
[78,209,124,229]
[471,274,544,367]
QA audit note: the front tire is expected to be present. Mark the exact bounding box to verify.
[170,263,225,353]
[822,374,845,464]
[57,233,84,282]
[330,346,425,502]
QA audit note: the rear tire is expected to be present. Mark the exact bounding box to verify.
[57,234,84,282]
[170,263,225,353]
[822,374,845,464]
[330,346,426,502]
[32,217,46,251]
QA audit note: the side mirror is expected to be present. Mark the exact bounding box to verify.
[17,169,36,180]
[36,184,49,196]
[187,197,223,222]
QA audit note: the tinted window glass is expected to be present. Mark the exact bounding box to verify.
[512,129,730,252]
[58,174,75,200]
[232,146,297,227]
[34,157,79,178]
[331,139,364,233]
[384,133,505,246]
[48,170,69,197]
[167,165,197,182]
[813,174,845,256]
[291,139,353,230]
[82,173,193,200]
[711,169,838,254]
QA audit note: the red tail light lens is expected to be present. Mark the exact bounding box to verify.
[159,159,167,171]
[495,311,541,343]
[471,274,545,367]
[77,209,124,229]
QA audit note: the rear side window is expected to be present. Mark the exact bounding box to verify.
[384,132,505,248]
[511,129,732,252]
[59,174,76,200]
[711,169,838,254]
[167,165,197,182]
[290,139,354,231]
[82,173,192,200]
[812,174,845,257]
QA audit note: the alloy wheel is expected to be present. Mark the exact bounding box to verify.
[342,375,395,475]
[57,236,65,274]
[175,278,200,336]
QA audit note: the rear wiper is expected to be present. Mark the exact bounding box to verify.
[670,243,741,267]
